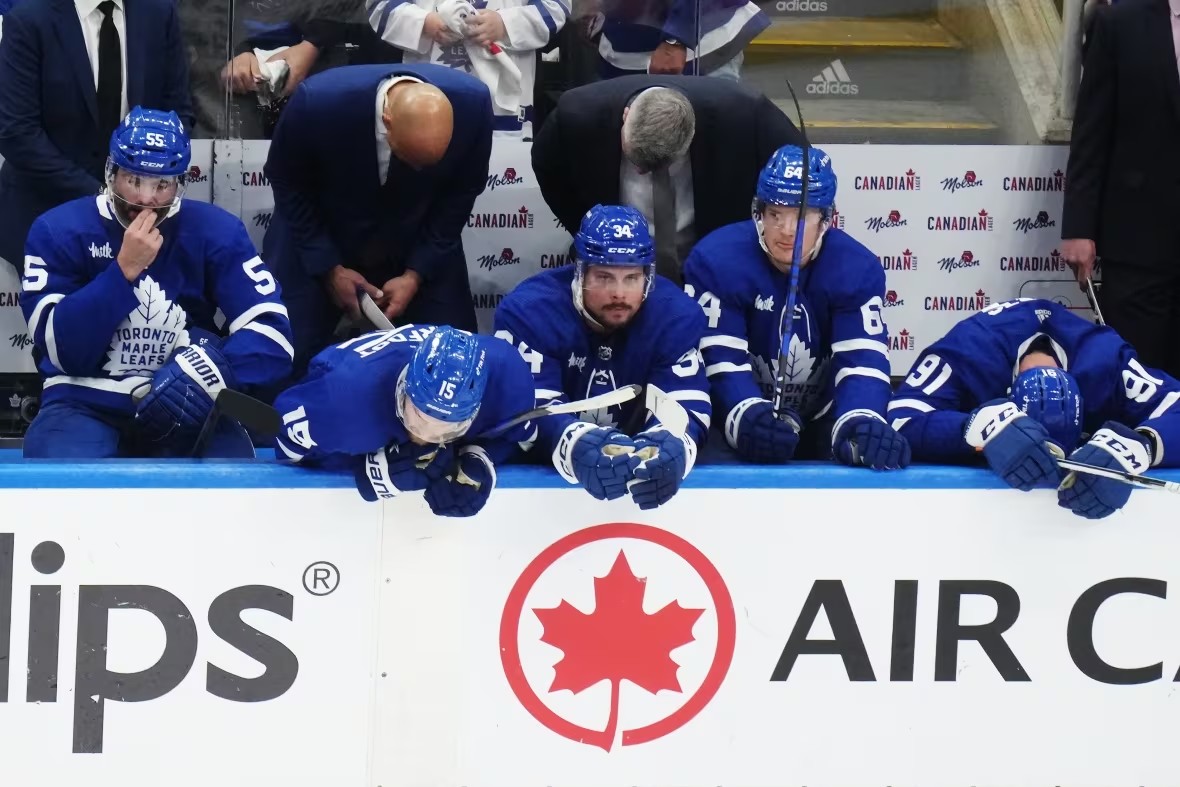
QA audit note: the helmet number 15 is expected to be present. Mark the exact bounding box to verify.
[439,380,457,400]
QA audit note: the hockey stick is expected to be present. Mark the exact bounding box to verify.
[474,384,643,440]
[190,389,283,457]
[771,79,809,423]
[1058,457,1180,493]
[1083,278,1106,326]
[359,291,395,331]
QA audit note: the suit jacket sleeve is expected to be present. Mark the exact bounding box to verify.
[0,12,103,200]
[532,106,581,234]
[404,91,493,283]
[1062,8,1116,241]
[755,94,803,162]
[263,86,343,278]
[161,1,194,129]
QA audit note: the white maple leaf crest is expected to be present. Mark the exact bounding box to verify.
[753,334,822,415]
[102,275,190,377]
[580,407,619,428]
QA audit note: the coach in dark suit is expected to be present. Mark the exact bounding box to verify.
[1062,0,1180,377]
[263,63,492,374]
[0,0,192,270]
[531,74,802,283]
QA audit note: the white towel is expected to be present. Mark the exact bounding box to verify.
[253,46,291,107]
[435,0,522,115]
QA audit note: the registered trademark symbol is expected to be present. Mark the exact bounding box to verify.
[302,561,340,596]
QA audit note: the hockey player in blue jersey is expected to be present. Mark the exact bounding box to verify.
[19,107,293,458]
[681,144,909,469]
[889,298,1180,519]
[492,204,710,510]
[273,324,537,517]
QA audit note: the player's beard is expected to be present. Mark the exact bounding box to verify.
[591,302,635,329]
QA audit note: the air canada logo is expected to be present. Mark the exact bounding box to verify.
[941,170,983,193]
[879,249,917,271]
[488,167,524,190]
[1012,210,1056,234]
[864,209,907,233]
[500,523,735,751]
[890,328,915,351]
[478,248,522,270]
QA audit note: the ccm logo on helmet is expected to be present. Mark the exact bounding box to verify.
[606,246,637,254]
[139,161,166,169]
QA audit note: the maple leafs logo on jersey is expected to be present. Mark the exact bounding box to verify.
[103,275,189,377]
[435,43,473,73]
[581,367,620,428]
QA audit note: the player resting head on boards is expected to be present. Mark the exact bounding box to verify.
[105,107,191,229]
[888,298,1180,519]
[396,326,489,446]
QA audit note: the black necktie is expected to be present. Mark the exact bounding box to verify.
[96,0,122,139]
[651,166,680,284]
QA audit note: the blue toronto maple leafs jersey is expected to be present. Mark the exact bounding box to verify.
[492,266,711,452]
[20,195,293,414]
[889,298,1180,466]
[681,222,893,438]
[272,324,538,469]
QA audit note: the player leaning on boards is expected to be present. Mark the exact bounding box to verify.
[19,108,293,458]
[273,325,537,517]
[681,145,909,469]
[493,204,710,510]
[888,298,1180,519]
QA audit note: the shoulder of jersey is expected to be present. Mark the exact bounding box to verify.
[498,267,579,350]
[645,277,707,332]
[686,220,765,289]
[38,195,102,228]
[811,228,884,295]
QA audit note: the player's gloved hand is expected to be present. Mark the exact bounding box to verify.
[627,429,692,510]
[964,398,1061,491]
[135,330,235,443]
[1057,421,1152,520]
[832,414,911,470]
[726,398,801,463]
[425,445,496,517]
[354,441,454,502]
[553,422,637,501]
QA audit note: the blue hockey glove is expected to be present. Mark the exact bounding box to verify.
[354,442,454,502]
[627,429,693,510]
[425,445,496,517]
[1058,421,1153,520]
[964,399,1061,491]
[553,422,637,501]
[832,413,911,470]
[135,337,236,443]
[726,398,801,463]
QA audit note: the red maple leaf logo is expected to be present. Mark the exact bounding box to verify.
[533,551,703,751]
[518,205,529,213]
[899,328,910,337]
[905,168,915,176]
[903,248,912,256]
[1051,249,1061,258]
[975,288,986,297]
[1054,169,1064,177]
[978,209,989,217]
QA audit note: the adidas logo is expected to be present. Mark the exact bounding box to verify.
[807,59,859,96]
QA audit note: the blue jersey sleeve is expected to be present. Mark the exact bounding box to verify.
[641,296,711,449]
[1102,345,1180,468]
[825,258,894,437]
[682,242,763,421]
[467,337,539,465]
[888,336,977,463]
[492,302,573,456]
[20,213,138,377]
[203,209,295,390]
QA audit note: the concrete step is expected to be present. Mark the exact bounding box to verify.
[757,0,937,19]
[775,99,1000,144]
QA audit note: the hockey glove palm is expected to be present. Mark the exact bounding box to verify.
[136,337,236,444]
[1058,422,1151,520]
[628,429,690,510]
[553,422,637,500]
[425,445,496,517]
[965,399,1060,490]
[727,398,800,463]
[832,414,911,470]
[354,442,454,502]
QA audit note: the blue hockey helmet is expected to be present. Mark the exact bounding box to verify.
[105,106,191,228]
[572,204,655,326]
[755,144,838,211]
[1011,366,1083,452]
[397,327,489,444]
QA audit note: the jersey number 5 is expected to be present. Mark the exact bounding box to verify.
[242,257,277,296]
[22,256,48,292]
